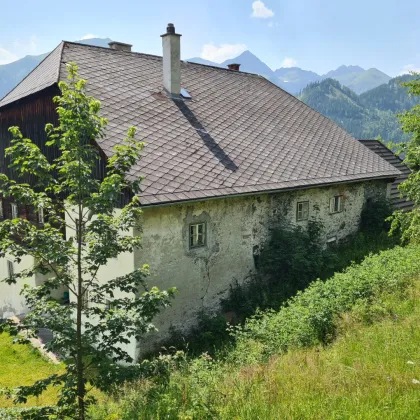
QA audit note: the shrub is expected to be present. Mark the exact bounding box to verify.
[231,244,420,364]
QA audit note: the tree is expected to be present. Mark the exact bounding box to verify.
[389,73,420,242]
[0,63,176,419]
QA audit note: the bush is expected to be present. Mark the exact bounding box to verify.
[231,245,420,364]
[90,244,420,419]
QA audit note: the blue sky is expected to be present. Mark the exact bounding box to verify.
[1,0,419,76]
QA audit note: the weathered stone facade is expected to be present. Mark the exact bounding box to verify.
[131,179,387,356]
[0,179,388,359]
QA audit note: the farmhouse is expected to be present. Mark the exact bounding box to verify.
[0,24,400,358]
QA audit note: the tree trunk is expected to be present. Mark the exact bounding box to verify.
[76,209,85,420]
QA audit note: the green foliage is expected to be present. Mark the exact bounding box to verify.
[0,63,175,418]
[389,73,420,243]
[162,206,398,359]
[88,244,420,419]
[299,75,419,143]
[225,220,334,318]
[360,196,394,232]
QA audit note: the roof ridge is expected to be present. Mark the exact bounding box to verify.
[63,40,163,61]
[0,42,64,103]
[64,41,262,77]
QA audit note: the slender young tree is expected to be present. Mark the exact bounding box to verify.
[390,73,420,242]
[0,63,176,419]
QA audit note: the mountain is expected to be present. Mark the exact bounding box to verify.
[299,75,418,142]
[186,57,221,67]
[222,51,275,80]
[0,38,112,100]
[274,67,321,94]
[322,65,391,94]
[187,52,391,95]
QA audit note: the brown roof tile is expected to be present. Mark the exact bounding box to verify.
[0,42,401,205]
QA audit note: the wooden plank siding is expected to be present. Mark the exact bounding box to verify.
[358,139,414,211]
[0,87,131,229]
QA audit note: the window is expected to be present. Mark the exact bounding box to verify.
[189,222,206,248]
[296,201,309,221]
[0,199,3,218]
[81,288,89,309]
[326,236,337,248]
[105,300,116,311]
[7,260,14,281]
[329,196,343,214]
[38,206,45,224]
[75,218,85,244]
[11,203,18,219]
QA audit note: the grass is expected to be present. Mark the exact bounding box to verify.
[0,332,64,408]
[89,245,420,419]
[216,284,420,419]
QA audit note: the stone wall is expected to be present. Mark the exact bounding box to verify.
[135,180,388,356]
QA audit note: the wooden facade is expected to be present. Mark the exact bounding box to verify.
[0,86,131,224]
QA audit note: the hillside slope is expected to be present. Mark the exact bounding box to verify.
[299,76,419,142]
[89,245,420,419]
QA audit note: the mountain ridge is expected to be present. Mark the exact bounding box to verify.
[186,52,391,95]
[298,75,419,143]
[0,38,112,100]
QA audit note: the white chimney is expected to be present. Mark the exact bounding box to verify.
[161,23,181,97]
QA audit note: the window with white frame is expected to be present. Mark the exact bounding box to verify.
[296,201,309,221]
[189,222,206,249]
[329,196,343,214]
[0,199,3,218]
[7,260,14,281]
[38,206,45,224]
[11,203,18,219]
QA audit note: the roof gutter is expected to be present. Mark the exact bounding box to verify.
[140,173,398,209]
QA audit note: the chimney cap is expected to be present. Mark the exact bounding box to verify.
[227,63,241,71]
[161,23,182,37]
[108,41,133,52]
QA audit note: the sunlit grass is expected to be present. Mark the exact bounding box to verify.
[217,282,420,419]
[0,332,64,408]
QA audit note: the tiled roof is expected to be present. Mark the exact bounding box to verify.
[0,43,63,105]
[358,139,413,211]
[0,42,401,206]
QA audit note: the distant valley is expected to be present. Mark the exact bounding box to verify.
[1,39,417,143]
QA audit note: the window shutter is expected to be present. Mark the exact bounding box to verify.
[329,197,335,213]
[338,197,342,212]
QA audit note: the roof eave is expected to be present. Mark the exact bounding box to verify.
[140,173,400,208]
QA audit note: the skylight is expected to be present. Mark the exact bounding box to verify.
[180,88,192,99]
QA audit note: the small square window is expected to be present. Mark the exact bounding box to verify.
[329,196,343,214]
[11,203,18,219]
[296,201,309,221]
[105,300,116,311]
[189,222,206,248]
[7,260,14,280]
[38,206,45,224]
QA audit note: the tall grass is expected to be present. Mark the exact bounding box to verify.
[89,244,420,419]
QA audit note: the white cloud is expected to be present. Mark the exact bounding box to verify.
[251,1,274,19]
[280,57,297,68]
[399,64,420,75]
[0,47,18,65]
[80,34,98,40]
[0,35,38,64]
[200,43,248,63]
[268,21,279,28]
